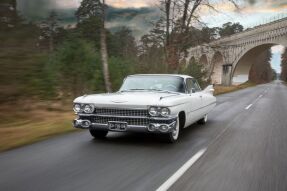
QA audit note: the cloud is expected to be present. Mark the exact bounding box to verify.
[17,0,158,9]
[271,45,285,54]
[107,0,157,8]
[16,0,79,20]
[16,0,160,38]
[15,0,287,38]
[54,0,81,9]
[242,0,287,11]
[106,7,160,38]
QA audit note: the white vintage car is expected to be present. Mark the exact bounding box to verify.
[73,74,216,142]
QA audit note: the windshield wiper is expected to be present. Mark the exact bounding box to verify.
[120,88,180,94]
[120,88,148,92]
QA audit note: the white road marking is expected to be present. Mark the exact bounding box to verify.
[245,94,264,110]
[156,148,207,191]
[245,104,253,110]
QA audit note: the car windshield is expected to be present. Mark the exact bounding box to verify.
[119,75,185,93]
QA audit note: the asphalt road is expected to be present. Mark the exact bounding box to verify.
[1,81,287,191]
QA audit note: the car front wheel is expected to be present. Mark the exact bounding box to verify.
[163,117,180,143]
[89,129,108,139]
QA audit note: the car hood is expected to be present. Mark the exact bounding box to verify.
[74,91,186,108]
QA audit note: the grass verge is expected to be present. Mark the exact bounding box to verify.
[214,82,256,96]
[0,100,77,152]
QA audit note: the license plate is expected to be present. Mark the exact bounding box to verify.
[108,121,128,131]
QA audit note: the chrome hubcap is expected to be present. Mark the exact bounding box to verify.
[204,115,208,122]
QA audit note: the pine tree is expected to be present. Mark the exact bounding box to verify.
[76,0,112,92]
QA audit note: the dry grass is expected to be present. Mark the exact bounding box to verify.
[0,100,77,152]
[214,82,255,96]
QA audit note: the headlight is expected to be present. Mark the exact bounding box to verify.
[160,107,170,117]
[83,104,94,114]
[149,106,159,116]
[73,104,82,113]
[149,106,170,117]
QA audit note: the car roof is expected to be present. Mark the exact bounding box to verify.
[127,74,193,79]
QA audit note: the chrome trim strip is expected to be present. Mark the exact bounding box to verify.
[90,114,148,119]
[78,114,177,120]
[187,102,217,114]
[95,106,148,110]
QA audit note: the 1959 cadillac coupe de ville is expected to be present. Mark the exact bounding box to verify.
[73,74,216,143]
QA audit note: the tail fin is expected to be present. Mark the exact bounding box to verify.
[203,85,215,95]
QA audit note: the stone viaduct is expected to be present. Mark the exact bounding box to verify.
[184,17,287,86]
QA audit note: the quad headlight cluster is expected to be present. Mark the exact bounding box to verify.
[148,106,171,117]
[73,103,95,114]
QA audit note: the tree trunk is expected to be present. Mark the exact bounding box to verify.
[281,49,287,81]
[49,33,54,52]
[181,0,190,32]
[100,0,112,92]
[165,0,171,47]
[164,0,171,72]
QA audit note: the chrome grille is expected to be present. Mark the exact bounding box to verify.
[81,116,149,126]
[94,108,148,117]
[80,107,174,126]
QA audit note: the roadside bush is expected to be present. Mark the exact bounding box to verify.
[45,39,102,97]
[109,56,136,90]
[179,60,209,88]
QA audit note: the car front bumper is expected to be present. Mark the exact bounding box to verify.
[73,116,177,133]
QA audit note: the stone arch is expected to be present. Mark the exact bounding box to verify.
[185,56,196,75]
[232,41,286,85]
[210,52,224,84]
[190,56,196,64]
[199,54,208,67]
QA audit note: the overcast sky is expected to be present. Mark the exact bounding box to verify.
[17,0,287,72]
[17,0,287,31]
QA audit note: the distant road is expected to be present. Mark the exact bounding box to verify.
[1,81,287,191]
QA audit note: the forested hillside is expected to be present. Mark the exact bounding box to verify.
[249,49,276,84]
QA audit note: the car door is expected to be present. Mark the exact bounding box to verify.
[192,78,207,117]
[185,78,203,125]
[193,79,216,116]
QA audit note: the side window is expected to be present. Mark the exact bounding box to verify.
[192,79,201,92]
[186,78,193,93]
[186,78,198,93]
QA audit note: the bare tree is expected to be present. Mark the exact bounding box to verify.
[164,0,171,46]
[158,0,239,70]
